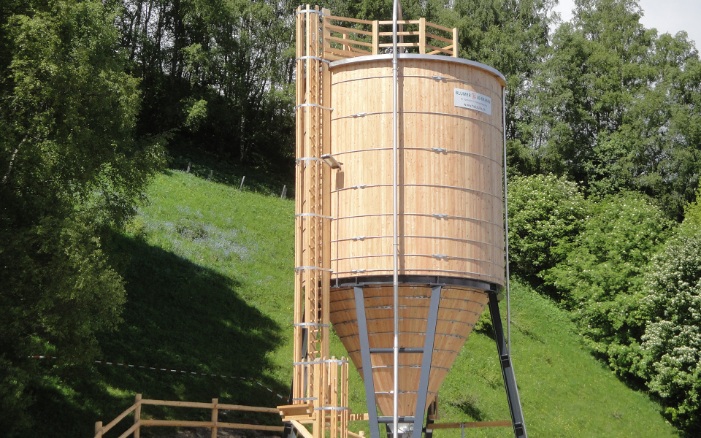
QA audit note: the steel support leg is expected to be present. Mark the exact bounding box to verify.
[488,292,527,437]
[355,286,381,438]
[412,285,441,437]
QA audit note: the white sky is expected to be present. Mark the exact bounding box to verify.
[553,0,701,49]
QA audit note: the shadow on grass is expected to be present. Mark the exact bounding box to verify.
[449,394,487,421]
[29,233,287,437]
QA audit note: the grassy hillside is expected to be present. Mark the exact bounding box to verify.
[33,167,678,436]
[436,281,676,436]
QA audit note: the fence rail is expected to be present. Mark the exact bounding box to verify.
[321,9,458,61]
[94,394,284,438]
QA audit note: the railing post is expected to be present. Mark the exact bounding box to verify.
[419,17,426,54]
[95,421,103,438]
[452,27,459,57]
[322,8,330,56]
[211,398,219,438]
[134,394,142,438]
[372,20,379,55]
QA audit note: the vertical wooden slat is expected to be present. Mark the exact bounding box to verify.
[419,17,426,54]
[293,4,305,402]
[452,27,459,57]
[322,8,331,56]
[312,361,322,436]
[330,359,338,436]
[342,360,349,438]
[372,20,379,55]
[95,421,103,438]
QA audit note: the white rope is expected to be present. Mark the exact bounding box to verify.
[28,355,286,400]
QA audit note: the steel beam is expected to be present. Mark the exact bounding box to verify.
[354,286,381,438]
[488,292,527,438]
[412,285,441,437]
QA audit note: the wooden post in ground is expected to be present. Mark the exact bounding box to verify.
[94,421,103,438]
[211,398,219,438]
[134,394,142,438]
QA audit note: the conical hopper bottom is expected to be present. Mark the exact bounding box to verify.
[330,283,489,419]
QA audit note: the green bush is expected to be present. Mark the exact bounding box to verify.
[637,233,701,434]
[679,186,701,235]
[507,174,588,293]
[543,192,672,373]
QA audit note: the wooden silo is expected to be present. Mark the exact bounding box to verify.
[281,7,526,438]
[329,54,507,426]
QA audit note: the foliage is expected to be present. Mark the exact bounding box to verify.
[0,0,162,433]
[680,186,701,235]
[529,0,701,218]
[110,0,296,168]
[442,0,556,176]
[544,192,672,373]
[506,174,588,292]
[638,233,701,433]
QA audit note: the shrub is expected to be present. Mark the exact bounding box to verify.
[543,192,672,373]
[637,233,701,434]
[507,174,588,293]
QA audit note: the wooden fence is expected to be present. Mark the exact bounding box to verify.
[94,394,284,438]
[321,9,458,60]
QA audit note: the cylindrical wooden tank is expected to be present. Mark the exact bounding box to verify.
[330,54,506,286]
[327,54,507,422]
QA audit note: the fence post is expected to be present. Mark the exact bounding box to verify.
[94,421,103,438]
[281,185,287,199]
[239,176,246,190]
[211,398,219,438]
[134,394,142,438]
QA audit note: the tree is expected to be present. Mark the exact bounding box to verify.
[110,0,296,167]
[445,0,556,176]
[0,0,162,433]
[528,0,700,217]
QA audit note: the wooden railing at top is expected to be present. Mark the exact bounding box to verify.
[322,9,459,61]
[93,394,283,438]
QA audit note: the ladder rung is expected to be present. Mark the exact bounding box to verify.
[370,347,424,354]
[378,416,414,423]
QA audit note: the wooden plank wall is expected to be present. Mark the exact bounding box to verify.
[330,58,506,286]
[329,285,489,417]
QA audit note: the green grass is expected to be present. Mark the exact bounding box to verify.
[436,281,676,437]
[29,163,679,437]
